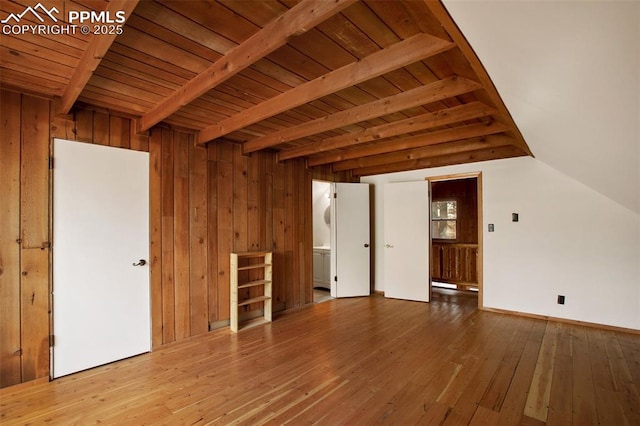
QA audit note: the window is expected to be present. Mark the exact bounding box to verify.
[431,200,457,240]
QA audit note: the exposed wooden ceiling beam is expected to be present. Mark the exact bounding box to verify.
[331,134,515,171]
[277,101,496,161]
[308,120,509,167]
[138,0,357,133]
[424,1,532,156]
[197,32,455,145]
[243,76,482,154]
[58,0,139,115]
[351,145,527,177]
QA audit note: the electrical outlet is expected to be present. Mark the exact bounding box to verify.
[557,295,565,305]
[488,224,495,232]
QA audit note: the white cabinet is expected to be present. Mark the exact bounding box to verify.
[313,247,331,289]
[313,251,324,283]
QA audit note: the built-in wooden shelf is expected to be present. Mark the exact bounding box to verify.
[237,295,271,307]
[230,251,272,332]
[237,279,271,289]
[237,263,269,271]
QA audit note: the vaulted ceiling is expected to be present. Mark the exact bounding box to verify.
[444,0,639,214]
[0,0,532,176]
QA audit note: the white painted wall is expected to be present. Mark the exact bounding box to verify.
[312,180,331,247]
[362,157,640,330]
[443,1,640,214]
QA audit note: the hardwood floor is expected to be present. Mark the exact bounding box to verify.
[2,290,639,425]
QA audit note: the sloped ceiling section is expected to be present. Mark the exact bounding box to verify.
[444,0,640,214]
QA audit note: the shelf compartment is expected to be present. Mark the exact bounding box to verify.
[237,279,271,289]
[230,251,273,333]
[237,263,270,271]
[237,295,271,307]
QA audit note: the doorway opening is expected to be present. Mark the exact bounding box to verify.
[312,181,371,302]
[427,173,483,309]
[312,180,334,303]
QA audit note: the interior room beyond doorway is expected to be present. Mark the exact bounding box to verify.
[312,180,334,303]
[430,176,480,305]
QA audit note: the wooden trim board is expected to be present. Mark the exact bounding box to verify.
[482,307,640,336]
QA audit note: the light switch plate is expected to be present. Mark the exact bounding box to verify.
[488,224,495,232]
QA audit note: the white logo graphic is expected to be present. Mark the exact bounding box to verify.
[2,2,126,36]
[1,3,59,24]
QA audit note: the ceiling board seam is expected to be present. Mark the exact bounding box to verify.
[137,0,358,133]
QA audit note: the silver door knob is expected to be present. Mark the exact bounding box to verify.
[364,243,370,248]
[133,259,147,266]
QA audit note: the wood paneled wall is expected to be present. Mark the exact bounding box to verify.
[0,89,351,388]
[1,91,52,388]
[148,131,329,343]
[432,243,478,288]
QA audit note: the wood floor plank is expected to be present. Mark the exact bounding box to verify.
[602,331,640,425]
[442,314,523,424]
[588,328,629,424]
[571,325,599,425]
[353,297,483,422]
[617,332,640,387]
[546,323,573,426]
[469,405,500,425]
[480,317,535,412]
[1,289,639,425]
[496,320,547,425]
[524,321,559,422]
[588,328,616,391]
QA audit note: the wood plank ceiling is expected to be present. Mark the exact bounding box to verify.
[0,0,532,176]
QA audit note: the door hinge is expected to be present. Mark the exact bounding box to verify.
[334,276,337,282]
[48,157,54,169]
[333,193,337,198]
[49,335,55,347]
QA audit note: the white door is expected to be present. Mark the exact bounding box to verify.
[331,183,370,298]
[384,181,430,302]
[53,139,150,378]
